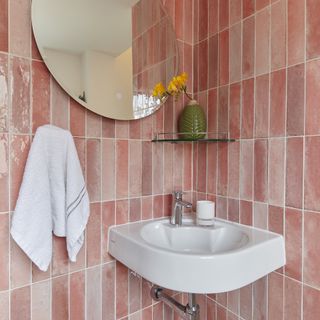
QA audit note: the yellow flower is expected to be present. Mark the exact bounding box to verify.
[152,82,166,97]
[167,80,178,94]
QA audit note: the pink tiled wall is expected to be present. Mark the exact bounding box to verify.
[0,0,194,319]
[193,0,320,319]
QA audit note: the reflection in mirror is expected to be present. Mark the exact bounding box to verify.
[32,0,178,120]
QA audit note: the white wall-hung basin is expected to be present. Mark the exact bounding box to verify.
[108,217,285,294]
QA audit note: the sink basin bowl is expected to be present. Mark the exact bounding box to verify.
[108,217,285,294]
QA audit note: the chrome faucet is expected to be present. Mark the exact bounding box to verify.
[171,191,192,226]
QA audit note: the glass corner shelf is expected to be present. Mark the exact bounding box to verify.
[151,132,236,143]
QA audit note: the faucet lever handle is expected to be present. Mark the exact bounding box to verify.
[172,191,184,200]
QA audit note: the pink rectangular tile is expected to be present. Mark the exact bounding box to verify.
[253,277,267,320]
[228,141,240,198]
[70,271,85,320]
[304,211,320,288]
[270,69,286,137]
[153,302,164,320]
[163,143,173,194]
[183,0,193,43]
[286,137,303,208]
[116,262,128,319]
[0,134,8,212]
[285,208,302,281]
[129,119,141,139]
[32,280,50,320]
[208,35,218,88]
[9,0,30,57]
[230,23,241,83]
[306,60,320,135]
[217,143,228,196]
[0,213,9,290]
[102,117,115,138]
[243,0,255,18]
[197,143,207,193]
[218,86,229,133]
[255,8,270,75]
[228,199,239,222]
[240,284,253,319]
[10,56,30,134]
[129,198,141,222]
[271,0,286,70]
[306,0,320,59]
[284,277,301,320]
[216,196,227,219]
[183,144,192,191]
[253,202,268,229]
[51,80,69,130]
[268,138,285,206]
[52,275,68,320]
[219,0,229,30]
[142,142,152,196]
[198,0,209,41]
[209,0,218,36]
[288,0,305,65]
[102,201,115,263]
[242,17,255,78]
[87,203,101,267]
[152,144,164,195]
[255,74,269,138]
[153,195,163,219]
[52,236,68,277]
[87,139,101,202]
[0,291,9,320]
[31,32,41,60]
[303,285,320,320]
[10,135,30,210]
[116,200,128,225]
[11,286,30,320]
[102,139,115,201]
[102,262,115,320]
[32,263,50,283]
[219,30,229,86]
[287,64,305,136]
[86,110,101,138]
[198,39,208,91]
[240,200,253,226]
[269,205,284,237]
[268,272,284,320]
[70,100,85,137]
[241,78,254,138]
[129,140,142,197]
[207,143,217,195]
[129,270,141,314]
[304,137,320,211]
[230,0,242,24]
[229,83,241,140]
[240,140,254,200]
[217,305,227,320]
[175,0,184,40]
[254,139,268,202]
[0,0,8,52]
[256,0,270,10]
[87,266,102,320]
[32,61,50,133]
[116,140,128,199]
[0,53,9,133]
[10,235,31,290]
[115,120,129,139]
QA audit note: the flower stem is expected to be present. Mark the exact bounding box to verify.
[183,87,193,100]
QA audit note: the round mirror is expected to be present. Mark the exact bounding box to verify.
[31,0,178,120]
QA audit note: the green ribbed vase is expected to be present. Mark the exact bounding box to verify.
[178,100,207,139]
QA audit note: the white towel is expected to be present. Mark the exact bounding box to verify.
[11,125,90,271]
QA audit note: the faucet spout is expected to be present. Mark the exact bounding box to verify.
[171,191,192,226]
